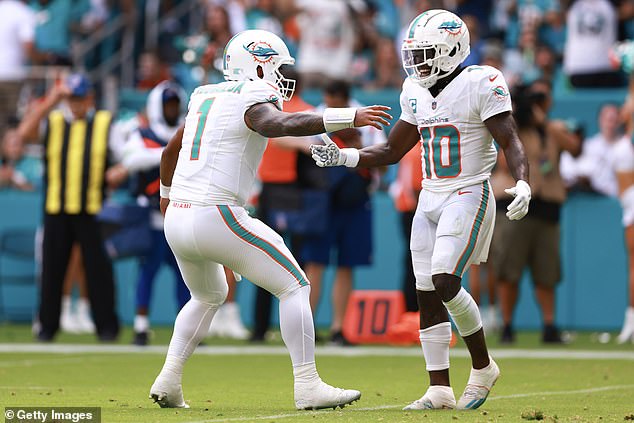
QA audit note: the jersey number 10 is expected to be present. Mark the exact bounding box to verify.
[420,125,461,178]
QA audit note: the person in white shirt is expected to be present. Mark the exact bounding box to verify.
[0,0,36,139]
[311,10,531,411]
[294,0,358,87]
[151,29,391,410]
[560,103,623,196]
[563,0,623,87]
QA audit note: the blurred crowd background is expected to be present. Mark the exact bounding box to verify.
[1,0,633,346]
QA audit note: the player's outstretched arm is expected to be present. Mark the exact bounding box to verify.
[311,119,420,168]
[485,111,531,220]
[159,124,185,215]
[244,102,392,138]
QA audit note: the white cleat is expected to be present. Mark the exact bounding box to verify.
[616,307,634,344]
[403,385,456,410]
[457,357,500,410]
[76,302,96,334]
[149,375,189,408]
[208,302,249,340]
[295,380,361,410]
[60,312,82,334]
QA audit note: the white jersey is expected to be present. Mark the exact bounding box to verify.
[611,137,634,174]
[399,65,512,193]
[170,80,283,206]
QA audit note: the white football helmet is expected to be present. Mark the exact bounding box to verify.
[222,29,296,101]
[402,10,470,88]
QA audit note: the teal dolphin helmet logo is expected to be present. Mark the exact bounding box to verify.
[437,20,462,35]
[243,41,278,63]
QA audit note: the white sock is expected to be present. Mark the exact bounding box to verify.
[160,299,219,381]
[420,322,452,371]
[293,362,320,385]
[78,298,91,317]
[443,288,482,337]
[279,286,316,368]
[61,296,72,314]
[134,315,150,333]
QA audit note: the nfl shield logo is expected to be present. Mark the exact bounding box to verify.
[431,101,437,110]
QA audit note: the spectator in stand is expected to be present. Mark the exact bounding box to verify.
[176,4,235,86]
[389,142,422,313]
[496,80,581,344]
[560,103,623,196]
[534,44,558,84]
[200,4,235,83]
[30,0,89,66]
[504,0,559,50]
[303,79,386,345]
[481,39,505,70]
[366,37,403,90]
[349,0,383,87]
[17,73,120,342]
[208,0,247,35]
[245,0,283,36]
[505,24,541,86]
[0,0,36,140]
[136,50,172,91]
[564,0,624,88]
[294,0,358,88]
[251,67,313,342]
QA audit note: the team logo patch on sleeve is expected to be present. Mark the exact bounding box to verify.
[492,85,509,101]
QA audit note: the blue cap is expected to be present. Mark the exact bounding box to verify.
[66,73,91,97]
[162,87,180,103]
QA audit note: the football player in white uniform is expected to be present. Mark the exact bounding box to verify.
[311,10,530,410]
[151,29,391,410]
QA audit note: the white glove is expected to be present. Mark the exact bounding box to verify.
[310,133,360,168]
[504,180,531,220]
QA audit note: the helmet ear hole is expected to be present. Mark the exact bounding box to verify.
[256,65,264,79]
[449,46,457,57]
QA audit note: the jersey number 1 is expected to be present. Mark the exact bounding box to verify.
[190,98,215,160]
[420,125,461,178]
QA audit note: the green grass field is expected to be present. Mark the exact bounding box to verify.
[1,324,633,422]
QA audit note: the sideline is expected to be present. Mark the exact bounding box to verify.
[1,344,634,361]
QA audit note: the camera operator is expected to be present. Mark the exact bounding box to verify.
[495,80,581,344]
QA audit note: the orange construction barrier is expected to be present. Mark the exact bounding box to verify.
[342,290,406,344]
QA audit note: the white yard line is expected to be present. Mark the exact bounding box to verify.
[182,384,634,423]
[0,356,105,367]
[1,344,634,361]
